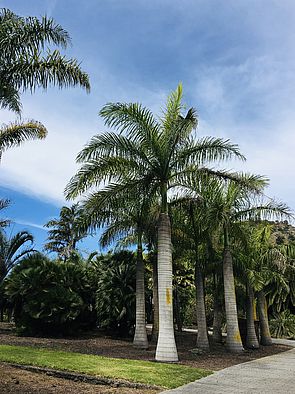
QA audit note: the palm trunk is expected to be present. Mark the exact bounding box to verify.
[257,290,272,346]
[195,257,209,350]
[155,213,178,362]
[223,226,243,352]
[133,231,148,349]
[174,284,183,332]
[246,282,259,349]
[213,285,223,343]
[151,255,159,341]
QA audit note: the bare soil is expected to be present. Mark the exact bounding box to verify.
[0,322,292,393]
[0,363,159,394]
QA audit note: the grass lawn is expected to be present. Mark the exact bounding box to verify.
[0,344,212,389]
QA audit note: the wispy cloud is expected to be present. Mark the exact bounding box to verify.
[14,219,47,231]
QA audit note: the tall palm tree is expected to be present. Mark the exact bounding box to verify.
[0,8,90,113]
[65,84,245,361]
[170,198,210,350]
[44,204,87,261]
[83,193,155,350]
[0,229,35,285]
[208,179,290,352]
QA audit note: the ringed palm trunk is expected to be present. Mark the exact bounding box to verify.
[195,256,209,350]
[133,231,149,349]
[155,213,178,362]
[246,282,259,349]
[151,255,159,341]
[223,226,243,352]
[174,284,183,332]
[257,290,272,346]
[213,287,223,343]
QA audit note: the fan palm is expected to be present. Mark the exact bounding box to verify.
[65,84,245,361]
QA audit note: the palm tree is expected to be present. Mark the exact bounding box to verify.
[249,228,294,345]
[85,193,154,349]
[0,229,35,285]
[44,204,87,261]
[208,179,290,352]
[65,84,245,361]
[0,198,10,228]
[170,198,210,350]
[0,8,90,113]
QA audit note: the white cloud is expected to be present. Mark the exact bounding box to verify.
[0,83,166,206]
[14,219,46,231]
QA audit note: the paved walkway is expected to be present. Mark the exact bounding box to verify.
[162,339,295,394]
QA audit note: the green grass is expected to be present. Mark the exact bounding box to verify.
[0,344,212,389]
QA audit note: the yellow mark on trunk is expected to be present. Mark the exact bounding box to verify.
[166,288,171,305]
[234,330,242,342]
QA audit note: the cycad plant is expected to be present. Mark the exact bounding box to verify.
[65,84,245,361]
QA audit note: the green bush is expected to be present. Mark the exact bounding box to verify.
[269,310,295,339]
[4,254,96,336]
[94,251,136,337]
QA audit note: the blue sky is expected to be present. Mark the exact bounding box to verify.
[1,0,295,252]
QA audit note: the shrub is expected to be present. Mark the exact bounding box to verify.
[4,254,96,336]
[269,310,295,339]
[94,251,136,337]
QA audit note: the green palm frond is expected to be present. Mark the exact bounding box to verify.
[162,83,183,132]
[0,120,47,155]
[99,102,159,147]
[176,137,245,167]
[236,200,292,222]
[100,220,134,248]
[65,156,146,199]
[0,8,90,113]
[0,80,22,113]
[76,132,155,169]
[0,9,70,58]
[6,50,90,92]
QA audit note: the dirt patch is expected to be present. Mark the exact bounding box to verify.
[0,363,160,394]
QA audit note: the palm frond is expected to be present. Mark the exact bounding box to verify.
[6,50,90,92]
[0,120,47,154]
[99,102,159,147]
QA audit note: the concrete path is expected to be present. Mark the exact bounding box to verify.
[163,339,295,394]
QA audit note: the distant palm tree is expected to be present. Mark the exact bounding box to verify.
[208,179,290,352]
[0,229,35,284]
[65,84,245,361]
[44,204,87,261]
[0,8,90,113]
[0,198,10,228]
